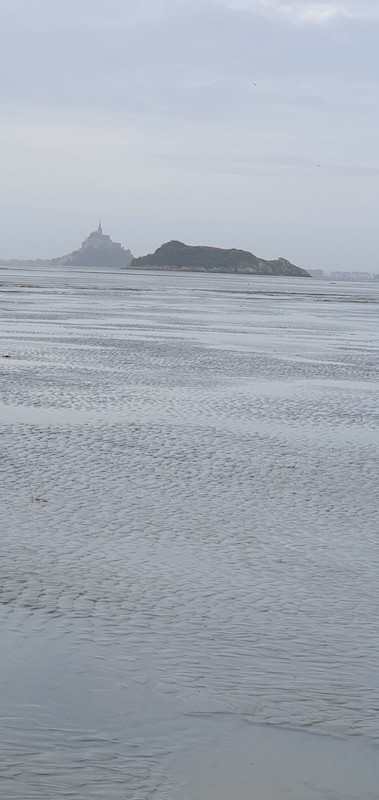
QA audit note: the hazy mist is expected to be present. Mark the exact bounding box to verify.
[1,0,378,269]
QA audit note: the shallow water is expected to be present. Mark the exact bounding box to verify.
[0,267,378,798]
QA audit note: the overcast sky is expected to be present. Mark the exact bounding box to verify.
[1,0,379,269]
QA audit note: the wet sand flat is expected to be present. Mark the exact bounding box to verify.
[0,267,378,798]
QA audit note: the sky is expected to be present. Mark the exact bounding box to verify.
[0,0,379,270]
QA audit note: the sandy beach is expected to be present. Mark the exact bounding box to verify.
[0,266,378,799]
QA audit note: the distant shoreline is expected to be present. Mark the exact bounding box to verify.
[2,260,378,282]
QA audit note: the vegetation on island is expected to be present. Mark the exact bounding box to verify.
[131,241,311,277]
[0,234,311,276]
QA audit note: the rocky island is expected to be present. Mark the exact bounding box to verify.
[0,231,310,276]
[131,241,310,277]
[52,222,133,268]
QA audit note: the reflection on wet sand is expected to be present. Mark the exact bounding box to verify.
[0,268,378,799]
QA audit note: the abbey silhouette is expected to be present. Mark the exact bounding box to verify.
[53,221,133,268]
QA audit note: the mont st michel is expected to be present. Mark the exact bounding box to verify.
[2,222,311,276]
[51,221,134,268]
[51,228,311,276]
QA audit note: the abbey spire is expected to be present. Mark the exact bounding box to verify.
[53,221,133,267]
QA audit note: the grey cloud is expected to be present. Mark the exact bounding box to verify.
[1,0,378,120]
[216,0,379,23]
[0,0,378,270]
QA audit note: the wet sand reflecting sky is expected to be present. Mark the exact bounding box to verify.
[0,268,378,798]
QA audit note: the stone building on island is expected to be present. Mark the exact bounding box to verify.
[53,222,133,268]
